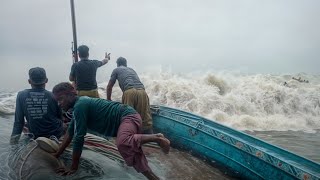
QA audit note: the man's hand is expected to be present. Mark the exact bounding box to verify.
[105,52,111,60]
[51,132,72,158]
[55,167,78,176]
[10,135,20,145]
[101,52,111,65]
[10,139,18,145]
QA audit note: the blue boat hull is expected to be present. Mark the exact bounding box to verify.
[151,106,320,180]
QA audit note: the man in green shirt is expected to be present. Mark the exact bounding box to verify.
[52,82,170,180]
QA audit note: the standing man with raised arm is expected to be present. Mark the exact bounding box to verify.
[10,67,64,144]
[106,57,153,134]
[69,45,111,98]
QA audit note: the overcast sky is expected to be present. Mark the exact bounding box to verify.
[0,0,320,91]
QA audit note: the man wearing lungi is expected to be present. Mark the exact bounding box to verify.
[52,82,170,180]
[106,57,153,134]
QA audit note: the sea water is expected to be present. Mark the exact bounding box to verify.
[0,71,319,179]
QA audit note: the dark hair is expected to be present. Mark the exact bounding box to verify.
[77,45,89,58]
[116,57,127,67]
[29,67,47,85]
[52,82,76,95]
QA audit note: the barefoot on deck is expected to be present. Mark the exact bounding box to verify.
[156,133,164,137]
[156,133,170,154]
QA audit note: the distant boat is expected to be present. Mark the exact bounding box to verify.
[151,105,320,180]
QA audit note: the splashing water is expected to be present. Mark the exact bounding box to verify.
[140,71,320,132]
[0,70,319,179]
[1,71,320,132]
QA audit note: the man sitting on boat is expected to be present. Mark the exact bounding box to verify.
[69,45,111,98]
[52,82,170,180]
[107,57,153,134]
[10,67,64,144]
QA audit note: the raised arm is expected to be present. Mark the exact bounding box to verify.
[101,52,111,65]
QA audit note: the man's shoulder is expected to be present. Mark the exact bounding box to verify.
[42,89,54,96]
[75,96,91,105]
[18,89,30,93]
[114,66,133,72]
[18,88,39,95]
[74,96,94,111]
[17,89,53,98]
[72,60,87,69]
[17,89,29,97]
[111,67,120,73]
[78,59,102,66]
[71,62,78,69]
[80,59,99,63]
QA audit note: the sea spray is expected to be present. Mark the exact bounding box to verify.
[1,71,320,132]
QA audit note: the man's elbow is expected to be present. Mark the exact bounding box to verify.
[101,59,109,66]
[106,82,114,90]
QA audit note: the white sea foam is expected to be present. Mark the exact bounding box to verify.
[0,92,16,115]
[1,71,320,132]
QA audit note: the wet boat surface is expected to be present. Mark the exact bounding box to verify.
[143,145,237,180]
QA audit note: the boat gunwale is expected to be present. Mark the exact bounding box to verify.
[151,105,320,179]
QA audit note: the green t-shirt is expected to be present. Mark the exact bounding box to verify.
[68,96,137,152]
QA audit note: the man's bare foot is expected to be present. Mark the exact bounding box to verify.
[142,170,160,180]
[156,133,164,138]
[155,133,170,154]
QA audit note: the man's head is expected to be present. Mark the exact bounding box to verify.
[116,57,127,67]
[78,45,89,59]
[52,82,77,111]
[28,67,48,87]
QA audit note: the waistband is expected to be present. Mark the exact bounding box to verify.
[125,87,145,91]
[77,89,98,92]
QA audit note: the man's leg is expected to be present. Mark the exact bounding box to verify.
[116,114,170,180]
[142,171,160,180]
[122,89,153,134]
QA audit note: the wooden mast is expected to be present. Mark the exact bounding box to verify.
[70,0,78,62]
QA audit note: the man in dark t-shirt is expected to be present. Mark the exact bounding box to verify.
[10,67,63,144]
[69,45,110,98]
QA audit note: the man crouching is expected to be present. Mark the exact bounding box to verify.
[52,82,170,180]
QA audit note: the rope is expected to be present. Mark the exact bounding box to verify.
[49,135,60,144]
[19,139,38,180]
[16,133,162,179]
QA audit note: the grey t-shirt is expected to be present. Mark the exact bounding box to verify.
[11,88,63,139]
[70,59,103,90]
[109,66,145,91]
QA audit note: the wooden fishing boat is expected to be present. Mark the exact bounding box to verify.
[62,1,319,179]
[150,105,320,180]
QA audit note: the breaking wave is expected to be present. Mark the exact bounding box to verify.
[2,71,320,132]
